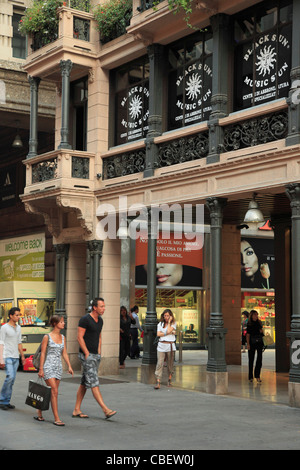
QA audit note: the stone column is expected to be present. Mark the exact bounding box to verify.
[54,244,69,330]
[27,76,41,159]
[286,0,300,146]
[206,197,228,394]
[286,183,300,406]
[207,14,230,164]
[141,208,158,383]
[86,240,103,310]
[144,44,164,177]
[58,59,73,150]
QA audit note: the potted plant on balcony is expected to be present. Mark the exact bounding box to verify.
[19,0,91,50]
[19,0,63,50]
[93,0,132,44]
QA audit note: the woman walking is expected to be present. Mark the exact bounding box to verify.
[35,315,73,426]
[154,309,176,389]
[246,310,264,383]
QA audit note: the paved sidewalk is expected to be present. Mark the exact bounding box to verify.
[1,349,300,451]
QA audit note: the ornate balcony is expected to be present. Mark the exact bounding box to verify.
[24,6,100,82]
[21,149,96,240]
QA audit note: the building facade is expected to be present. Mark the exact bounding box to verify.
[20,0,300,405]
[0,0,57,352]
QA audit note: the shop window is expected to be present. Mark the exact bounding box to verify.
[12,13,26,59]
[0,301,13,324]
[18,299,55,326]
[234,0,292,111]
[167,30,213,131]
[241,292,275,343]
[112,56,149,146]
[135,288,207,347]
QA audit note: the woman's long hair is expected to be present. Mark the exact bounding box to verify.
[248,309,263,328]
[160,309,175,327]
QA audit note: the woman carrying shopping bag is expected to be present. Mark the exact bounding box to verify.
[35,315,73,426]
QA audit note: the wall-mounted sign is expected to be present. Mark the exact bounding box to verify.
[242,31,291,107]
[135,232,203,288]
[241,237,275,290]
[0,233,45,282]
[0,164,17,208]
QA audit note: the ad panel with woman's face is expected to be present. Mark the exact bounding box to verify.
[241,238,274,290]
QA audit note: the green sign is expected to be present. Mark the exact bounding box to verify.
[0,234,45,282]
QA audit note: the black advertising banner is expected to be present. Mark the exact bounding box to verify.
[236,23,292,109]
[241,238,275,289]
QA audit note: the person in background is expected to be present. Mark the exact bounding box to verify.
[154,309,176,390]
[119,306,135,369]
[0,307,25,410]
[241,311,249,353]
[130,305,143,359]
[246,310,264,383]
[35,315,73,426]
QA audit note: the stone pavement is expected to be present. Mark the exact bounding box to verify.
[0,350,300,451]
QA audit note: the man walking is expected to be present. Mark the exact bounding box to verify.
[0,307,25,410]
[72,297,116,419]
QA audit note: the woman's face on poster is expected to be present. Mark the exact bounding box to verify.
[143,263,183,286]
[241,240,259,279]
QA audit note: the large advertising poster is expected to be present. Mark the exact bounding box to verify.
[135,232,203,288]
[241,237,275,290]
[0,234,45,282]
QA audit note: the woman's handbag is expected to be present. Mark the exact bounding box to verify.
[263,334,274,347]
[25,377,51,411]
[32,334,49,370]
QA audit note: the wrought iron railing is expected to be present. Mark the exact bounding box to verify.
[102,148,146,179]
[222,110,288,152]
[137,0,164,13]
[73,16,90,40]
[156,132,209,168]
[32,158,58,183]
[72,156,90,178]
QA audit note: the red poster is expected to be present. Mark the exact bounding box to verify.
[135,232,203,288]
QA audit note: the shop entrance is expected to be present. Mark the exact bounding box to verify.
[135,288,207,349]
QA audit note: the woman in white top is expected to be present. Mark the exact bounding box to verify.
[154,309,176,390]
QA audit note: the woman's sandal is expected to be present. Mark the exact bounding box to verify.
[105,410,117,420]
[34,416,44,422]
[154,380,161,390]
[53,420,65,426]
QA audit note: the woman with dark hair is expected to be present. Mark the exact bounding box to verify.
[246,310,264,384]
[35,315,73,425]
[154,309,176,390]
[241,239,273,289]
[119,306,135,369]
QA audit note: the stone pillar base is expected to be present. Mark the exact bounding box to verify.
[141,364,157,385]
[288,382,300,407]
[206,371,228,395]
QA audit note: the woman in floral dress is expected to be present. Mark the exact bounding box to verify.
[35,315,73,426]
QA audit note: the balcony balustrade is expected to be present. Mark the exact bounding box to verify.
[101,100,289,180]
[23,149,95,195]
[25,5,99,76]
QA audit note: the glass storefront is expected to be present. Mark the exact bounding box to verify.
[241,291,275,343]
[134,288,207,348]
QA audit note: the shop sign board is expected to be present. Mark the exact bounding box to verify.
[0,233,45,282]
[240,28,291,108]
